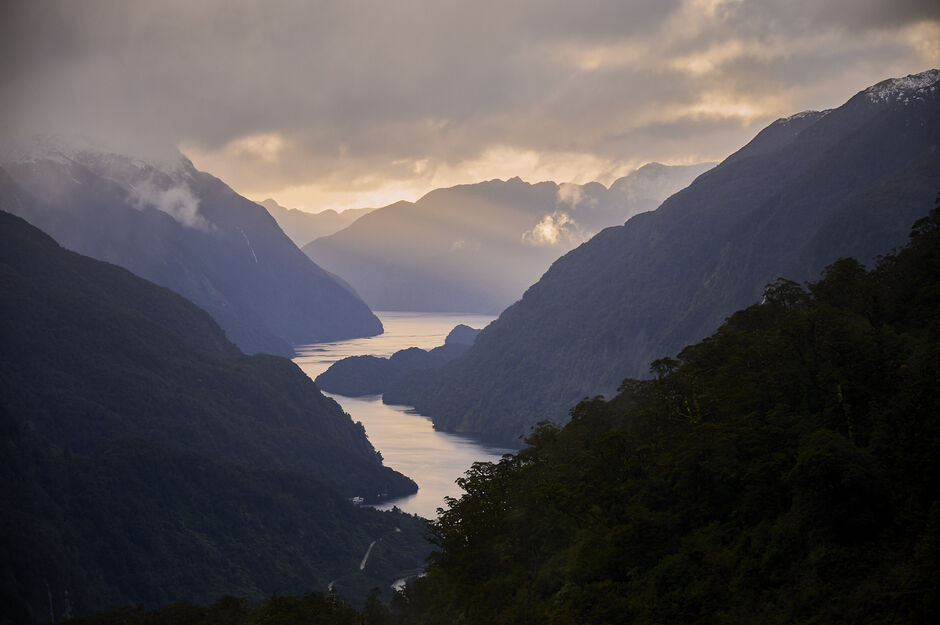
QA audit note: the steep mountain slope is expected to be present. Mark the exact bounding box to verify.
[0,139,382,356]
[385,69,940,443]
[0,208,414,496]
[0,209,424,619]
[258,198,373,247]
[303,163,712,313]
[398,207,940,624]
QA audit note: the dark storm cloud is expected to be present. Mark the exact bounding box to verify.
[1,0,937,208]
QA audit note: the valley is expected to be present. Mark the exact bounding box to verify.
[293,311,510,519]
[2,4,938,620]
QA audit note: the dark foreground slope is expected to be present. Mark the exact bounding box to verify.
[0,141,381,356]
[397,205,940,624]
[0,211,423,621]
[386,69,940,443]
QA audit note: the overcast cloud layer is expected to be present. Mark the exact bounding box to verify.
[2,0,938,211]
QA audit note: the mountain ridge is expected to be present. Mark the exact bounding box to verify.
[384,69,940,443]
[303,163,713,313]
[0,139,383,356]
[257,197,374,247]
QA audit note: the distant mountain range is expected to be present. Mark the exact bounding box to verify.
[384,69,940,443]
[0,139,382,356]
[0,209,425,620]
[257,197,373,247]
[303,163,713,313]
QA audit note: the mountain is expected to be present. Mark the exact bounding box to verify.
[607,162,716,216]
[384,69,940,444]
[442,323,481,346]
[397,207,940,623]
[303,163,713,313]
[0,209,424,620]
[257,198,373,247]
[0,137,382,357]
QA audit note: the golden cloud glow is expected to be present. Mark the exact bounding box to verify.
[685,91,770,123]
[904,21,940,63]
[431,146,641,188]
[557,40,649,72]
[522,211,584,247]
[261,180,429,214]
[670,40,751,75]
[222,133,288,163]
[194,145,650,214]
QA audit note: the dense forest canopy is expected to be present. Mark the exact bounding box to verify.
[393,202,940,624]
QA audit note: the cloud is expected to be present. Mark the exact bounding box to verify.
[1,0,937,210]
[522,211,587,247]
[451,238,481,252]
[129,179,209,231]
[556,183,589,210]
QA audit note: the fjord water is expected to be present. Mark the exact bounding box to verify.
[293,311,512,518]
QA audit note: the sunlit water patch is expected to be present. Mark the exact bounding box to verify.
[294,311,514,519]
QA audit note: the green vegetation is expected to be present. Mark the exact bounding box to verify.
[388,204,940,623]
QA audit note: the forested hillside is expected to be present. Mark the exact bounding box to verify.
[393,203,940,624]
[0,210,425,621]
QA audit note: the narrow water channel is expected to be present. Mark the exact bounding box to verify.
[293,311,514,519]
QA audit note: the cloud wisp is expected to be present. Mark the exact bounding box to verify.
[523,211,587,247]
[129,179,209,231]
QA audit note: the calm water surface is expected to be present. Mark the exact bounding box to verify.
[293,312,514,519]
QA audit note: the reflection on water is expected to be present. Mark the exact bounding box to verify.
[294,311,513,519]
[294,312,499,379]
[327,395,514,519]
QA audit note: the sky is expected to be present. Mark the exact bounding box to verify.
[2,1,938,213]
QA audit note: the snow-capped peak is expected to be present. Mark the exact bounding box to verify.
[0,132,190,179]
[1,133,207,230]
[777,109,832,125]
[0,133,109,166]
[864,69,939,104]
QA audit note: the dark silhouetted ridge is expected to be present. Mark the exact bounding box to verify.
[0,210,423,620]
